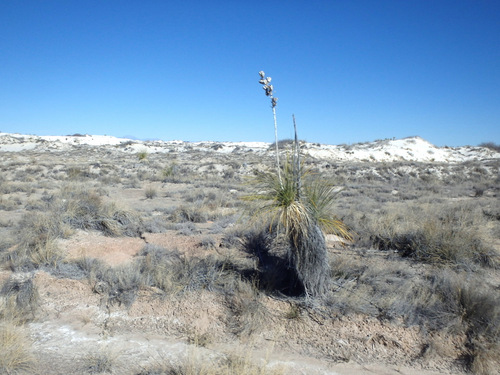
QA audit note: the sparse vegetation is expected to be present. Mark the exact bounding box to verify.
[137,149,148,161]
[479,142,500,152]
[0,275,38,373]
[354,201,497,269]
[137,348,285,375]
[0,131,499,374]
[145,186,158,199]
[0,322,34,374]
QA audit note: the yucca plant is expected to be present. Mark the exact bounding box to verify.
[249,71,351,297]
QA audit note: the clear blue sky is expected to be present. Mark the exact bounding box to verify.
[1,1,499,146]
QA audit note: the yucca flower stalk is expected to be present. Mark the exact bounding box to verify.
[259,71,282,187]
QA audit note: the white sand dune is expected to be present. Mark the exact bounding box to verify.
[1,132,498,163]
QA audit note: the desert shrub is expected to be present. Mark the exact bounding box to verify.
[44,261,89,280]
[362,202,497,268]
[209,215,238,234]
[162,162,179,182]
[326,253,420,319]
[136,349,284,375]
[0,196,23,211]
[0,274,37,372]
[76,258,142,308]
[137,244,251,296]
[0,181,31,194]
[225,284,268,337]
[53,185,143,236]
[171,205,209,223]
[479,142,500,152]
[145,186,158,199]
[0,322,34,374]
[199,236,217,250]
[0,274,39,323]
[432,272,500,374]
[8,212,66,270]
[84,350,116,374]
[101,264,143,307]
[76,257,109,283]
[325,254,500,373]
[66,166,83,180]
[137,150,148,161]
[143,216,170,233]
[175,222,200,236]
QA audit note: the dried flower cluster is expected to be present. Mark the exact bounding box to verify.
[258,71,278,108]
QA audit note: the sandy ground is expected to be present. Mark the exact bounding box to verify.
[5,233,463,375]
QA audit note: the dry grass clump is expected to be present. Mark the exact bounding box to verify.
[0,275,38,373]
[171,205,210,224]
[137,244,251,295]
[479,142,500,152]
[169,188,239,225]
[433,272,500,374]
[8,212,67,270]
[356,202,497,269]
[76,257,142,308]
[145,186,158,199]
[55,184,142,237]
[0,322,34,374]
[8,184,143,270]
[170,202,234,225]
[137,348,284,375]
[74,244,257,307]
[224,279,268,337]
[83,349,117,374]
[1,274,39,323]
[326,251,500,373]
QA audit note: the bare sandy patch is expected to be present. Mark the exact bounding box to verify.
[59,230,145,266]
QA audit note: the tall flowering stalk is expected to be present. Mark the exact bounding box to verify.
[258,71,282,187]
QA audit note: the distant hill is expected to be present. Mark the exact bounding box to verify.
[0,132,499,163]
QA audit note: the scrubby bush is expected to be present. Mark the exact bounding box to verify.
[8,212,66,270]
[138,244,245,294]
[136,349,285,375]
[52,184,143,237]
[1,274,39,323]
[479,142,500,152]
[0,275,37,373]
[137,150,148,161]
[0,322,34,374]
[326,251,500,374]
[76,257,141,308]
[144,186,157,199]
[367,203,497,268]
